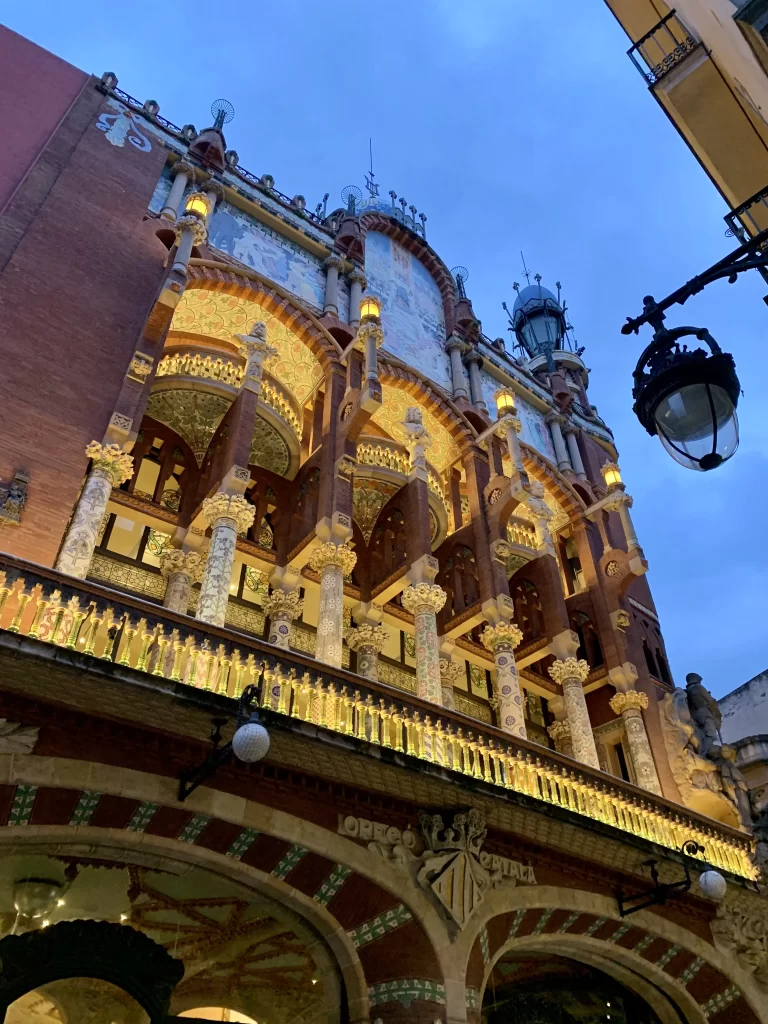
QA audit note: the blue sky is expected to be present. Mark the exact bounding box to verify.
[5,1,766,697]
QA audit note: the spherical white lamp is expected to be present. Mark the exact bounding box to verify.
[698,870,727,902]
[232,720,270,763]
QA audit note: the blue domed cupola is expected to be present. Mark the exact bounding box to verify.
[506,275,567,369]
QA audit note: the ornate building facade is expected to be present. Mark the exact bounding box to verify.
[0,24,766,1024]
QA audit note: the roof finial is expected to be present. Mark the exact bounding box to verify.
[520,251,532,287]
[365,138,379,198]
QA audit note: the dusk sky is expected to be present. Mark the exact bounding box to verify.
[5,1,766,698]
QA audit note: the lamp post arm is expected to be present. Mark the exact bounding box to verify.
[622,227,768,335]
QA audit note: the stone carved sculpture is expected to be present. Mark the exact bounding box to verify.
[711,891,768,991]
[662,674,752,829]
[0,473,29,527]
[0,720,39,754]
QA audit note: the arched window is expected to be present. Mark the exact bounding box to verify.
[643,639,658,678]
[569,611,604,668]
[512,580,545,643]
[440,545,479,618]
[126,421,196,513]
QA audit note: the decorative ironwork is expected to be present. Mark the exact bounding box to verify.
[0,555,756,880]
[617,840,705,916]
[627,11,699,85]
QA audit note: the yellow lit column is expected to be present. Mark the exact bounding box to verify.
[548,657,599,769]
[481,621,527,739]
[196,495,255,627]
[160,549,205,614]
[55,443,133,579]
[172,191,211,276]
[347,623,389,681]
[609,690,662,795]
[309,542,357,669]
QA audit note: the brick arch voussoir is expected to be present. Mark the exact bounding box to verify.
[359,212,457,335]
[184,264,341,371]
[379,360,476,454]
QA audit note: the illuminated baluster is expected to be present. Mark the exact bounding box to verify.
[325,683,340,730]
[0,573,12,621]
[82,605,103,656]
[153,628,170,677]
[342,688,355,734]
[64,597,88,649]
[118,617,141,667]
[169,631,185,681]
[368,697,380,745]
[136,622,158,672]
[244,655,257,693]
[217,646,231,695]
[8,587,32,634]
[100,609,120,660]
[392,706,404,752]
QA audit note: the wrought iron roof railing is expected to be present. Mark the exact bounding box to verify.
[627,11,700,86]
[0,554,755,880]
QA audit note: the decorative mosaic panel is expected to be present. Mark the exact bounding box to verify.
[171,291,323,404]
[368,979,445,1009]
[365,231,451,392]
[271,844,308,879]
[226,828,260,860]
[314,864,351,905]
[453,691,492,723]
[372,385,460,471]
[89,555,166,601]
[378,661,417,694]
[249,414,290,476]
[348,904,413,948]
[146,390,231,466]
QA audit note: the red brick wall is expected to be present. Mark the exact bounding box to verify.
[0,55,169,565]
[0,27,87,213]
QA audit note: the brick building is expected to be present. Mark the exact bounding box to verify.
[0,25,766,1024]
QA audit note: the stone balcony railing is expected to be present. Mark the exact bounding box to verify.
[0,553,755,881]
[357,440,449,513]
[156,354,303,439]
[507,515,537,552]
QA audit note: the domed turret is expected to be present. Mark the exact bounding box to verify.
[508,276,567,367]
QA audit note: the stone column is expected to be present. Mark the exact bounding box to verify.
[235,320,278,395]
[547,696,574,757]
[56,442,134,579]
[464,350,487,412]
[171,213,207,276]
[546,413,571,473]
[323,254,344,315]
[160,159,193,220]
[481,621,527,739]
[196,494,255,627]
[308,542,357,668]
[548,657,600,769]
[160,549,205,614]
[347,269,367,327]
[347,623,389,681]
[359,318,384,389]
[439,658,463,709]
[445,334,469,399]
[202,177,225,222]
[263,588,304,649]
[605,494,641,552]
[609,690,662,794]
[563,424,587,480]
[401,583,447,705]
[495,413,525,475]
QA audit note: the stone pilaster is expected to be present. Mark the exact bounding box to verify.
[494,412,525,476]
[160,549,205,614]
[604,493,641,552]
[308,542,357,668]
[347,622,389,681]
[401,582,447,705]
[464,349,487,412]
[196,494,255,627]
[439,658,463,709]
[263,588,304,650]
[546,413,571,473]
[548,657,600,769]
[481,621,527,739]
[347,269,366,327]
[609,690,662,795]
[445,334,469,399]
[323,253,344,315]
[55,442,134,579]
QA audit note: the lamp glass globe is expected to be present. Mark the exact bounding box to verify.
[698,870,727,901]
[232,721,270,763]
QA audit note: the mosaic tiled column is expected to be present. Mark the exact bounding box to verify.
[308,542,357,668]
[160,549,205,614]
[347,623,388,681]
[609,690,662,794]
[548,658,599,769]
[55,443,133,579]
[481,621,527,739]
[196,494,255,627]
[263,588,303,650]
[547,697,574,757]
[439,658,463,709]
[401,583,447,705]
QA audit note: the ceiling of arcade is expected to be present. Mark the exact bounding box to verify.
[170,291,323,405]
[0,851,321,1024]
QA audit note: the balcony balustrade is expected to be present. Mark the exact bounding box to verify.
[507,515,538,553]
[357,440,449,513]
[0,553,755,880]
[627,11,700,86]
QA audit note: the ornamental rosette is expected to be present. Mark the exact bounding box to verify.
[609,690,649,716]
[308,541,357,576]
[174,214,207,246]
[400,582,446,616]
[160,549,205,582]
[201,493,256,534]
[85,442,134,486]
[262,589,304,620]
[439,658,463,685]
[548,657,590,686]
[481,621,524,653]
[346,623,389,653]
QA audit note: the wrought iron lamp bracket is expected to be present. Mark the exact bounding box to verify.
[616,841,705,917]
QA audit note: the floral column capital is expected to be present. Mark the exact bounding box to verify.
[357,321,385,350]
[481,621,524,653]
[347,623,389,653]
[401,582,447,616]
[85,442,133,486]
[262,589,304,621]
[160,549,205,582]
[309,542,357,576]
[174,214,207,246]
[548,657,590,686]
[201,493,256,534]
[439,658,464,686]
[548,720,572,745]
[609,690,649,715]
